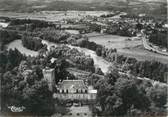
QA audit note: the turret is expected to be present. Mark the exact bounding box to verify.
[43,68,55,92]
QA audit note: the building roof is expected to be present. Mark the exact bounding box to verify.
[43,68,55,72]
[58,80,87,90]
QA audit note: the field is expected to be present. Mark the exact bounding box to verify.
[87,32,141,49]
[87,32,168,63]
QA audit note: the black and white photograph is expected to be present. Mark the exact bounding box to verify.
[0,0,167,117]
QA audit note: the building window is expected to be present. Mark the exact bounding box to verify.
[62,90,64,93]
[66,89,68,93]
[76,89,78,93]
[113,56,115,61]
[84,113,87,116]
[85,90,87,93]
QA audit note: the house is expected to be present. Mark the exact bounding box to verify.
[139,13,146,17]
[100,28,107,34]
[163,24,168,28]
[0,22,9,28]
[53,80,97,100]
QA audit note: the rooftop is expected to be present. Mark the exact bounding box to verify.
[43,68,55,72]
[58,80,87,90]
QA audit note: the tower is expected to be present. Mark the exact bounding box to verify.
[114,52,117,63]
[43,68,55,92]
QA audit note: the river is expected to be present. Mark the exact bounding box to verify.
[7,40,38,56]
[7,39,110,73]
[6,39,168,86]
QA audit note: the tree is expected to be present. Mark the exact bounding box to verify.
[22,80,55,115]
[130,60,167,82]
[136,23,143,30]
[22,34,44,51]
[0,51,7,71]
[1,71,24,111]
[95,67,104,75]
[96,78,111,112]
[54,59,71,84]
[147,85,167,108]
[95,71,151,116]
[0,30,19,46]
[149,31,167,49]
[115,78,150,113]
[106,68,119,85]
[19,61,29,72]
[96,47,102,56]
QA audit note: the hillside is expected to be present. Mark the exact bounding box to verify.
[0,0,166,16]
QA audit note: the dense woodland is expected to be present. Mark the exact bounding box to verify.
[89,69,167,116]
[0,49,25,73]
[22,34,44,51]
[0,30,20,49]
[10,19,55,29]
[148,30,168,49]
[0,48,80,115]
[0,52,55,115]
[130,60,167,82]
[47,45,95,72]
[37,27,70,43]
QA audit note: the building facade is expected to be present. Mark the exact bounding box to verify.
[53,80,97,100]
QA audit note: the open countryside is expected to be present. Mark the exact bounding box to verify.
[3,11,168,64]
[87,32,168,63]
